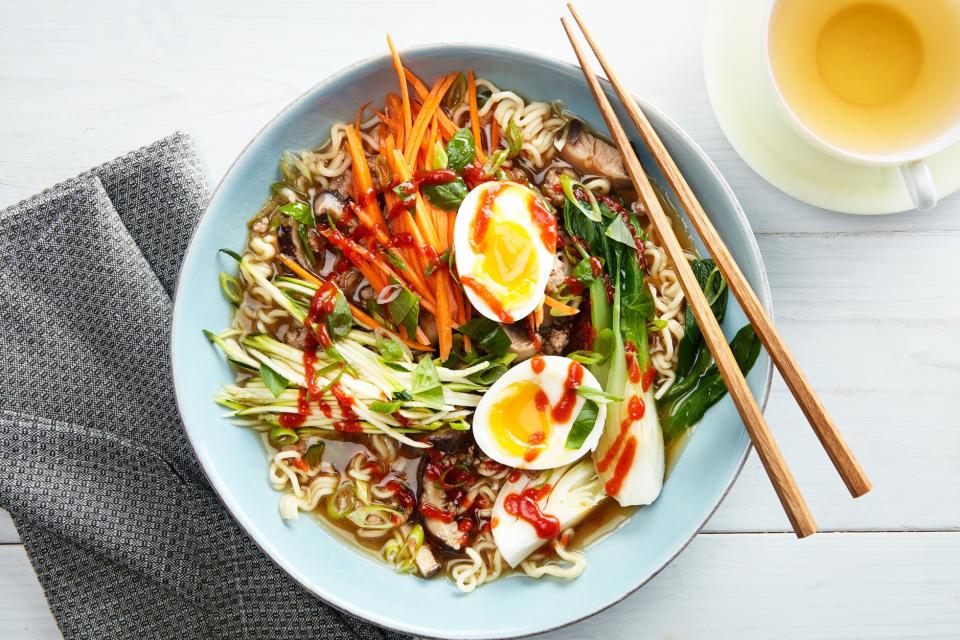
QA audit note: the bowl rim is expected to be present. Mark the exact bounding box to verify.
[171,41,773,639]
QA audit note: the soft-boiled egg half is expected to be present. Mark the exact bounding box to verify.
[454,181,557,324]
[471,355,606,470]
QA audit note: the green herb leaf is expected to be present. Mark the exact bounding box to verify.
[278,201,315,226]
[411,356,445,410]
[325,288,353,341]
[572,257,599,285]
[604,214,638,249]
[457,317,511,357]
[422,178,468,211]
[386,284,420,338]
[259,363,289,398]
[370,399,403,414]
[565,399,600,449]
[376,338,404,362]
[445,128,476,172]
[575,386,621,404]
[506,120,523,157]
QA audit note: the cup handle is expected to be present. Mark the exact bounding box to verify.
[900,160,937,211]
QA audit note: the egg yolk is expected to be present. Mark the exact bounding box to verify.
[487,380,551,462]
[470,193,541,311]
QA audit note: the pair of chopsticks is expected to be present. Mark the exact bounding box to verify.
[561,4,871,538]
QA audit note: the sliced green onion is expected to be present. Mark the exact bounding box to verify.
[346,504,404,530]
[560,174,602,222]
[219,272,242,304]
[326,483,355,520]
[268,427,298,448]
[304,443,325,467]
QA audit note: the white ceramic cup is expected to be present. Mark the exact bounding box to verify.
[763,0,960,212]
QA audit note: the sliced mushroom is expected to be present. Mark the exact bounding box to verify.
[558,121,631,190]
[314,190,348,222]
[502,322,539,361]
[416,444,478,553]
[423,427,472,455]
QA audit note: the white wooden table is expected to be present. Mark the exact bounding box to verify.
[2,1,958,637]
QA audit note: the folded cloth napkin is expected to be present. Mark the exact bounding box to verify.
[0,134,403,640]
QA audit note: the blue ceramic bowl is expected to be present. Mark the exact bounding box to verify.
[172,44,772,639]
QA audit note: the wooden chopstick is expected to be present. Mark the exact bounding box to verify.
[566,3,871,499]
[561,17,817,538]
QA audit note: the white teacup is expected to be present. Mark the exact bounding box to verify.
[763,0,960,211]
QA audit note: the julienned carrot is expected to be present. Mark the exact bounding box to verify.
[390,149,442,252]
[404,72,457,165]
[386,35,412,146]
[403,67,459,138]
[466,70,487,163]
[543,295,579,316]
[276,255,432,351]
[344,125,389,242]
[436,273,452,360]
[490,116,500,155]
[425,115,438,169]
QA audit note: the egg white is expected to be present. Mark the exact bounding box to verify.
[471,355,606,470]
[453,181,555,323]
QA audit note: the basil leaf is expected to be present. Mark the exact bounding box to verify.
[575,386,621,404]
[572,257,598,285]
[565,399,599,449]
[411,357,445,410]
[604,214,638,249]
[445,128,475,172]
[325,289,353,341]
[506,120,523,157]
[376,338,404,362]
[370,399,403,414]
[278,201,315,226]
[457,317,511,357]
[386,284,420,338]
[467,353,515,386]
[259,363,289,398]
[422,178,468,211]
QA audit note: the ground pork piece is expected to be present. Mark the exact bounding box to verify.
[545,254,570,295]
[540,167,578,207]
[251,216,270,234]
[541,325,572,356]
[327,172,354,200]
[279,325,308,350]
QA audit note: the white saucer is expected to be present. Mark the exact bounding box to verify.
[703,0,960,214]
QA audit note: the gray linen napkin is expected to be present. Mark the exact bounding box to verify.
[0,134,403,640]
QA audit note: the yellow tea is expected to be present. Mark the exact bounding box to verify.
[768,0,960,158]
